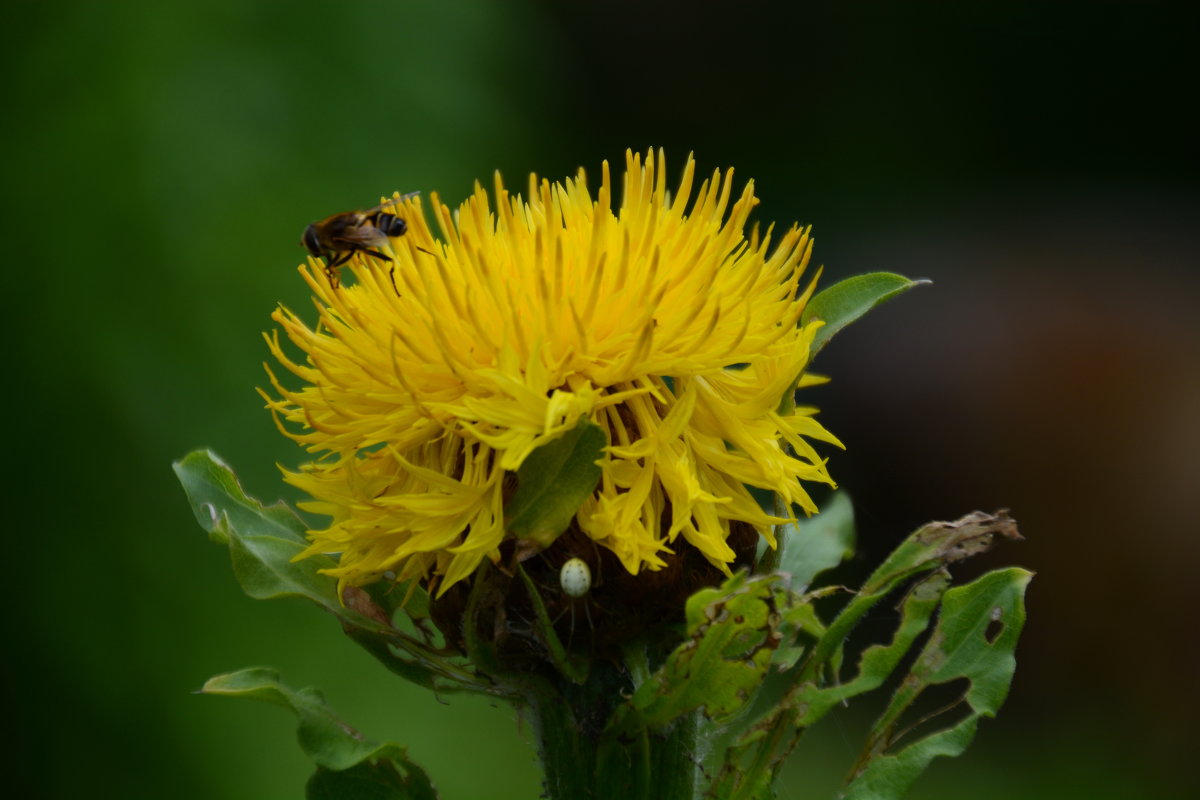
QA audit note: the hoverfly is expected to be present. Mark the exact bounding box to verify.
[300,192,420,291]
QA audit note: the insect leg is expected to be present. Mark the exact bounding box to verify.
[361,248,394,264]
[323,251,352,288]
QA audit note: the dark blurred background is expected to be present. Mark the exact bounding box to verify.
[6,1,1197,797]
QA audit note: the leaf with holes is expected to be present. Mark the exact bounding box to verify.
[791,571,950,727]
[791,510,1022,693]
[841,567,1033,799]
[704,512,1024,800]
[602,572,785,742]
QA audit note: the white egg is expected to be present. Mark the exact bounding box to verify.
[559,557,592,598]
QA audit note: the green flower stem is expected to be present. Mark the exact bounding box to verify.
[524,663,699,800]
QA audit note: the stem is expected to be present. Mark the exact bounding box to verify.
[524,663,700,800]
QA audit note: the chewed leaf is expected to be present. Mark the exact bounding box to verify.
[604,572,785,738]
[201,668,438,800]
[706,511,1024,800]
[505,419,605,549]
[793,510,1022,692]
[801,272,929,359]
[841,568,1033,799]
[793,570,950,727]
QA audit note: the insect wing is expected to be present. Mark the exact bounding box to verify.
[329,223,391,250]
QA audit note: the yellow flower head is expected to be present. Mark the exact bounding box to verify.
[265,150,842,597]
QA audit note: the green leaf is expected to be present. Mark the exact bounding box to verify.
[705,511,1023,800]
[766,491,855,590]
[634,572,779,724]
[201,668,438,800]
[797,510,1022,688]
[174,448,309,547]
[505,419,605,549]
[603,572,785,742]
[597,573,812,800]
[801,272,929,358]
[842,568,1033,799]
[174,450,500,696]
[173,450,341,607]
[792,570,949,726]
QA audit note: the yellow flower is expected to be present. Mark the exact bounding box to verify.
[264,150,842,597]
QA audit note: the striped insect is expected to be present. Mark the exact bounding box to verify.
[299,192,419,289]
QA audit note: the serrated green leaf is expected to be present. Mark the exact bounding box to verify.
[201,668,438,800]
[505,419,605,549]
[174,450,499,696]
[699,573,943,800]
[771,491,855,590]
[801,272,929,358]
[706,511,1023,800]
[597,573,812,800]
[842,568,1033,799]
[793,571,949,727]
[797,510,1022,688]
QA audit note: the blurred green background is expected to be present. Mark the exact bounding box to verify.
[8,1,1198,797]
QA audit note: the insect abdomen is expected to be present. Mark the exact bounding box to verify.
[371,212,408,237]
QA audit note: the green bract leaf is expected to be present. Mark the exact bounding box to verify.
[842,568,1033,799]
[201,668,438,800]
[802,272,929,358]
[505,419,605,549]
[770,491,856,590]
[174,450,501,696]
